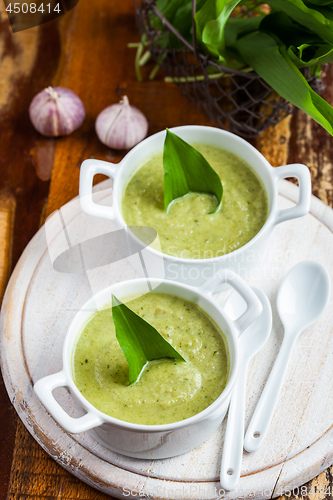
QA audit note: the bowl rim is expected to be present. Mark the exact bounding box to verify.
[63,276,239,433]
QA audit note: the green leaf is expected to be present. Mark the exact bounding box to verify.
[258,12,333,67]
[163,129,223,213]
[171,0,206,34]
[224,15,264,48]
[112,294,185,385]
[305,0,333,5]
[154,0,206,47]
[305,4,333,21]
[259,11,322,47]
[235,30,333,135]
[265,0,333,44]
[222,16,265,66]
[151,0,187,49]
[195,0,242,61]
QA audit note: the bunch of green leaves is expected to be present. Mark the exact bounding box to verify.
[150,0,333,135]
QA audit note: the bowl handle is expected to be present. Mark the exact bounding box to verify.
[79,159,118,220]
[201,269,262,336]
[272,164,311,225]
[34,371,103,434]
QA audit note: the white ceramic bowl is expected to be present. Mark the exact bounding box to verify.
[34,268,262,459]
[79,126,311,286]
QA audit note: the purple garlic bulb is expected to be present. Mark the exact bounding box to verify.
[95,95,148,150]
[29,86,85,137]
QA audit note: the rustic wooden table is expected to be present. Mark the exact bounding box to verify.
[0,1,332,499]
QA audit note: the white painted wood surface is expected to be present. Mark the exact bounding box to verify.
[0,180,332,499]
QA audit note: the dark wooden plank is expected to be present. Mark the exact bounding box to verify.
[288,64,333,209]
[7,421,111,500]
[0,194,16,500]
[0,8,61,266]
[0,7,62,497]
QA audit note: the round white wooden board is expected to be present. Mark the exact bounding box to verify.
[1,180,333,500]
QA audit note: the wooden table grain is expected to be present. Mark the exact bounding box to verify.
[0,1,332,499]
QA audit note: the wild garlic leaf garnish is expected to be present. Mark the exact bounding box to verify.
[112,293,185,385]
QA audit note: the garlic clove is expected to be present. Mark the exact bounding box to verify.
[95,95,148,150]
[29,86,85,137]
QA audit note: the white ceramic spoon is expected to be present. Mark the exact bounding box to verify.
[220,287,272,491]
[244,260,331,453]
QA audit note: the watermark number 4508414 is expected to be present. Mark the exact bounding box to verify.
[2,0,79,32]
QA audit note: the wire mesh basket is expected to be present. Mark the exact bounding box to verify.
[135,0,325,138]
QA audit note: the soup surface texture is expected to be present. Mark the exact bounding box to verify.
[73,292,229,425]
[121,144,268,259]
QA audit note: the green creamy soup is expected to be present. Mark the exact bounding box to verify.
[121,144,269,259]
[72,292,230,425]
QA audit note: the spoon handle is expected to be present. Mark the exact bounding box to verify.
[220,358,248,491]
[244,334,296,452]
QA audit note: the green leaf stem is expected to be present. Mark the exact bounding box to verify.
[195,0,242,61]
[163,129,223,213]
[112,294,185,385]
